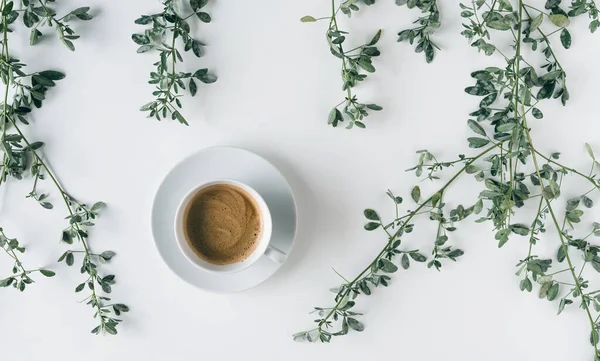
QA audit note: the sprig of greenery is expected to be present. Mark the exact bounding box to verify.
[298,1,600,356]
[0,0,127,335]
[569,0,599,32]
[301,0,383,129]
[396,0,441,62]
[18,0,93,49]
[0,227,55,290]
[294,148,491,342]
[133,0,217,126]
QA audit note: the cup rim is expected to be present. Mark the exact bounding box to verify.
[174,179,273,274]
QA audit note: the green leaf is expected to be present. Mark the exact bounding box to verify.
[300,15,317,22]
[530,13,543,32]
[91,202,106,212]
[583,196,594,208]
[364,222,380,231]
[495,228,511,247]
[364,209,380,221]
[366,104,382,111]
[196,12,211,23]
[114,304,130,312]
[367,29,382,46]
[0,277,14,287]
[137,45,154,53]
[32,75,54,87]
[497,123,515,133]
[591,257,600,273]
[66,252,74,266]
[359,281,371,296]
[173,111,188,126]
[131,34,150,45]
[328,108,338,125]
[73,11,93,21]
[586,143,595,160]
[347,318,364,332]
[467,119,486,136]
[409,252,427,262]
[401,254,409,269]
[102,283,112,293]
[198,73,217,84]
[539,281,552,298]
[190,0,209,11]
[2,1,13,16]
[510,224,529,236]
[57,251,69,262]
[105,324,117,335]
[557,246,566,263]
[520,277,533,292]
[39,269,55,277]
[473,199,483,214]
[357,57,375,72]
[560,29,571,49]
[61,231,73,244]
[71,7,91,15]
[558,299,567,315]
[532,108,543,119]
[90,325,101,335]
[487,20,511,31]
[542,183,561,200]
[379,259,398,273]
[468,137,490,148]
[499,0,513,11]
[38,71,65,81]
[411,186,420,203]
[547,283,559,301]
[134,16,152,25]
[189,78,197,96]
[100,251,116,261]
[30,29,41,45]
[191,40,203,57]
[549,14,570,28]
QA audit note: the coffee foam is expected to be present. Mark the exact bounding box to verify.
[182,184,262,265]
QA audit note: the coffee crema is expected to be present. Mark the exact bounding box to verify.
[182,183,262,265]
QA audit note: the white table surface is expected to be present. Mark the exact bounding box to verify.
[1,0,600,360]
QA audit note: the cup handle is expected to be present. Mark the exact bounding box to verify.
[264,245,287,264]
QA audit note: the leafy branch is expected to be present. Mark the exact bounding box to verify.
[294,146,499,342]
[0,228,55,290]
[18,0,93,49]
[0,0,127,335]
[134,0,217,126]
[302,0,383,129]
[396,0,441,63]
[298,1,600,357]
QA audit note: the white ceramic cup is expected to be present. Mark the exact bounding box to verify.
[174,179,286,273]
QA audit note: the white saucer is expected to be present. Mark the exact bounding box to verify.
[151,147,298,293]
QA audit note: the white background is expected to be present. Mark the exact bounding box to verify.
[1,0,600,360]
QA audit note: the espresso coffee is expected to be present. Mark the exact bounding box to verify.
[182,183,262,265]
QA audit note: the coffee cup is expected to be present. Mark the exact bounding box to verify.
[174,179,285,273]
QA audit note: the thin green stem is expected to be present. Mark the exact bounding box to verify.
[329,0,354,110]
[526,195,545,258]
[533,150,599,189]
[332,268,351,283]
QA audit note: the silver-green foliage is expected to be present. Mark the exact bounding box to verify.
[297,2,600,358]
[0,0,128,336]
[134,0,217,126]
